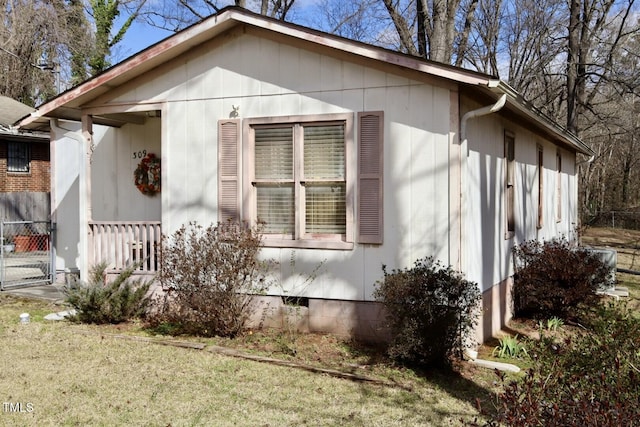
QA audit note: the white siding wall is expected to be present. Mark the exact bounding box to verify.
[51,121,83,273]
[91,118,161,221]
[464,101,579,292]
[92,30,455,301]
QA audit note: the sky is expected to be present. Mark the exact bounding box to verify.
[111,1,321,64]
[113,22,174,62]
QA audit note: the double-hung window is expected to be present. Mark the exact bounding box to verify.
[218,111,383,250]
[248,114,352,248]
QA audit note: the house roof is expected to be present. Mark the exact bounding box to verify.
[15,6,593,156]
[0,96,48,141]
[1,96,35,128]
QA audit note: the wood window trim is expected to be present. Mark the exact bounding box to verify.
[242,113,355,250]
[556,151,562,223]
[504,131,515,239]
[537,145,544,229]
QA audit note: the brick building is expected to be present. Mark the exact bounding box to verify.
[0,134,50,193]
[0,96,50,193]
[0,96,50,220]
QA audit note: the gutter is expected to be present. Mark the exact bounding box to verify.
[489,82,594,157]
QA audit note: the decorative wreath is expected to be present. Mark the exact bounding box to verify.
[134,153,161,195]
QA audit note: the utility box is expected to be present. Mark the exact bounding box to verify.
[585,247,617,291]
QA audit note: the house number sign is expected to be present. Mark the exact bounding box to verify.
[132,150,148,159]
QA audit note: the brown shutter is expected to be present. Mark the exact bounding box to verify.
[218,119,241,223]
[357,111,383,244]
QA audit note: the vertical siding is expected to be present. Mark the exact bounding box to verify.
[51,122,83,273]
[67,31,455,302]
[91,119,161,222]
[464,100,580,292]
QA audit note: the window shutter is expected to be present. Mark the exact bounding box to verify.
[218,119,241,223]
[357,111,383,244]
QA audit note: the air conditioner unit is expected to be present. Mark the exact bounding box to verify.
[584,247,617,292]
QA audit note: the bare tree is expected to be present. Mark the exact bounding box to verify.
[1,0,142,104]
[566,0,638,135]
[305,0,383,43]
[0,0,73,105]
[378,0,479,63]
[141,0,298,33]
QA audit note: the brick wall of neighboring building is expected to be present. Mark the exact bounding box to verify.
[0,141,50,192]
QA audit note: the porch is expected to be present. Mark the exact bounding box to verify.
[88,221,161,274]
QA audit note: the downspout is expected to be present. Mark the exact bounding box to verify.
[50,119,91,281]
[459,93,507,361]
[459,93,507,275]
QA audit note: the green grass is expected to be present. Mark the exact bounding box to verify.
[11,227,638,425]
[0,295,492,426]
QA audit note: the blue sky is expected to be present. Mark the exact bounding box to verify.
[112,21,174,63]
[111,2,320,64]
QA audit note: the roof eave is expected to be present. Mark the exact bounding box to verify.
[484,81,594,156]
[15,7,594,159]
[17,7,495,130]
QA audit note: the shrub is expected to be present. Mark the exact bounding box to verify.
[373,257,480,368]
[64,261,152,324]
[512,238,611,320]
[151,221,271,338]
[488,302,640,426]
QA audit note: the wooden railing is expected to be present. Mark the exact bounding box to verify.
[88,221,161,273]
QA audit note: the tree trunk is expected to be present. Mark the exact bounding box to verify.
[566,0,580,134]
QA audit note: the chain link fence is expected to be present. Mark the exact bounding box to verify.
[0,221,53,289]
[586,211,640,230]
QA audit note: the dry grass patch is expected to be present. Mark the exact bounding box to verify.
[0,294,492,426]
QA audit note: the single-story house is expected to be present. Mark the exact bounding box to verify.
[0,96,50,220]
[17,7,593,343]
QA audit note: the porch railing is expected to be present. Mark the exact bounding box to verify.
[88,221,161,273]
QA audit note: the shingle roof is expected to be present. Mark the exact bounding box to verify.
[0,96,34,128]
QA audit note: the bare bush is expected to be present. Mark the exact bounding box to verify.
[152,221,271,337]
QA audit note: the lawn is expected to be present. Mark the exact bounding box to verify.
[1,226,634,426]
[0,295,494,426]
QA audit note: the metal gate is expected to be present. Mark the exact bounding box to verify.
[0,221,53,290]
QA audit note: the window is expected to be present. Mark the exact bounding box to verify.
[556,151,562,222]
[537,145,543,229]
[8,142,30,173]
[218,112,383,250]
[505,132,515,237]
[252,121,347,238]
